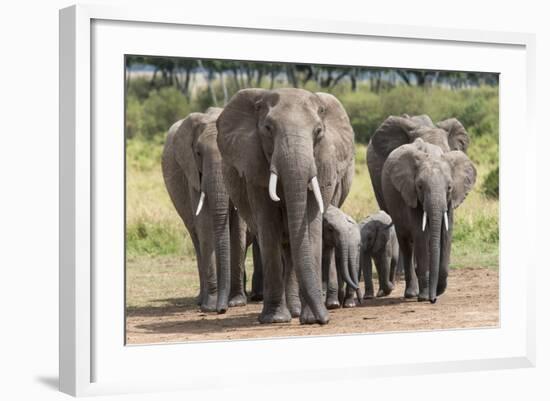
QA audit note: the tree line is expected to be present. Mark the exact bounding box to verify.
[126,56,498,106]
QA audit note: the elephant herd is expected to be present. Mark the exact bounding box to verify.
[161,88,476,326]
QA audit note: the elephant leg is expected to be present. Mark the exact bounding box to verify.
[299,210,326,324]
[343,284,357,308]
[250,194,290,324]
[229,208,247,307]
[323,247,340,309]
[250,238,264,302]
[282,243,301,318]
[389,257,397,285]
[414,236,430,302]
[187,229,204,306]
[375,254,394,297]
[361,251,375,299]
[257,237,290,323]
[398,237,418,299]
[337,269,346,306]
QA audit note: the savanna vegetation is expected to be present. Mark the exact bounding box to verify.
[125,57,499,309]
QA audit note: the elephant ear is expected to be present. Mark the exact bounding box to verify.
[172,112,208,192]
[314,92,355,205]
[385,140,426,208]
[444,150,477,208]
[436,118,470,153]
[371,116,418,158]
[216,89,270,186]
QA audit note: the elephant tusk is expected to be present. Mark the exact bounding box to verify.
[422,211,427,231]
[444,211,449,231]
[310,176,324,214]
[268,172,280,202]
[196,192,206,216]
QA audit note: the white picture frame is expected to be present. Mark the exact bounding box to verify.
[59,3,536,397]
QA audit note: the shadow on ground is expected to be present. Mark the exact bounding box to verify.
[134,311,265,335]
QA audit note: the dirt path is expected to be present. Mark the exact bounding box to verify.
[126,267,498,344]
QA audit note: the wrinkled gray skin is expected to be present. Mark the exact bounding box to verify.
[322,206,361,308]
[367,114,471,299]
[162,108,248,313]
[217,88,354,325]
[359,211,399,299]
[381,138,476,303]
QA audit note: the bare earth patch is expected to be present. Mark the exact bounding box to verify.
[126,267,498,345]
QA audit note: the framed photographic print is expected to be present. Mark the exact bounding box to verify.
[59,3,536,397]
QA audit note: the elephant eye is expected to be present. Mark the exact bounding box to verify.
[263,122,273,135]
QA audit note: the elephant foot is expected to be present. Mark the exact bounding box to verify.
[228,293,247,307]
[299,304,329,325]
[437,280,447,296]
[417,288,429,302]
[363,292,374,300]
[249,292,264,302]
[258,305,291,324]
[326,289,341,309]
[338,288,346,306]
[326,295,341,310]
[404,286,419,299]
[200,294,217,312]
[377,285,393,297]
[343,297,357,308]
[287,300,301,318]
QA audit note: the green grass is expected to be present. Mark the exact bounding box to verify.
[126,141,499,267]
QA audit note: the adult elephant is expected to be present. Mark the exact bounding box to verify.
[367,114,469,212]
[381,138,476,303]
[367,114,470,297]
[162,107,248,314]
[217,88,354,325]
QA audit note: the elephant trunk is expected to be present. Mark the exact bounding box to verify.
[205,165,231,313]
[275,136,328,324]
[428,205,444,303]
[335,240,359,291]
[347,240,362,303]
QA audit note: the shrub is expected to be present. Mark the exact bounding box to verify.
[482,166,499,199]
[141,87,190,139]
[127,76,164,102]
[125,96,142,139]
[339,91,383,143]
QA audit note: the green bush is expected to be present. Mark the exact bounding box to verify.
[127,76,164,102]
[339,91,383,143]
[125,96,142,139]
[482,166,499,199]
[141,87,190,139]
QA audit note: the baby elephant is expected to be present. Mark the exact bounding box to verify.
[322,206,361,308]
[359,211,399,299]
